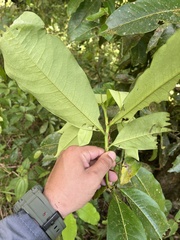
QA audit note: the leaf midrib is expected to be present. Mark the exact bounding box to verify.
[121,190,162,239]
[115,195,128,239]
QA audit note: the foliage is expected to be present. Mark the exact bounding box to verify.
[0,0,180,239]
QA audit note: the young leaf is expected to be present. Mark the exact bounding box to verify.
[131,167,166,212]
[121,188,169,239]
[111,112,170,150]
[62,214,77,240]
[77,202,100,225]
[0,12,103,132]
[107,194,147,240]
[111,30,180,124]
[105,0,180,36]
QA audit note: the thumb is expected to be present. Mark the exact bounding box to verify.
[88,151,116,182]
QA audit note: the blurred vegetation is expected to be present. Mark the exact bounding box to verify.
[0,0,180,239]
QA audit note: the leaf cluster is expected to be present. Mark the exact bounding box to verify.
[0,0,180,239]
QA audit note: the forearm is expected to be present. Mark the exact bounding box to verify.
[0,210,49,240]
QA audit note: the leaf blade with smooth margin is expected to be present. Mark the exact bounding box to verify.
[0,12,103,131]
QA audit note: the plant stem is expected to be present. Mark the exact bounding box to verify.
[102,104,112,189]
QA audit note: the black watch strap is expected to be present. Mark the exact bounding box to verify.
[14,185,66,240]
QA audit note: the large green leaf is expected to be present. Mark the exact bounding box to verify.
[111,112,170,150]
[0,12,103,131]
[131,167,166,212]
[68,0,101,41]
[107,194,147,240]
[121,188,169,239]
[111,29,180,124]
[105,0,180,36]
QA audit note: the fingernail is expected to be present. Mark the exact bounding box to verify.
[107,151,116,160]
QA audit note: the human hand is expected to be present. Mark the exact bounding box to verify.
[43,145,117,218]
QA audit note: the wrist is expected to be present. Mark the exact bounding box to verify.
[14,185,66,239]
[43,188,69,218]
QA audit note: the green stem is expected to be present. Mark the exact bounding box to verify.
[102,104,112,189]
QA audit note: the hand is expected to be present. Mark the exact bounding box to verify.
[43,145,117,217]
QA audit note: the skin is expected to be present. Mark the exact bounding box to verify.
[43,145,117,218]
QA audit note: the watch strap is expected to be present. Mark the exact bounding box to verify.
[14,185,66,240]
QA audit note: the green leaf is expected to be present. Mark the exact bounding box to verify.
[108,90,128,109]
[78,127,93,146]
[121,188,169,239]
[168,155,180,173]
[67,0,85,16]
[107,194,147,240]
[111,112,170,150]
[15,176,28,200]
[77,202,100,225]
[105,0,180,36]
[95,93,107,104]
[62,214,77,240]
[111,30,180,124]
[40,132,61,156]
[40,122,49,134]
[25,113,35,123]
[56,123,79,156]
[131,167,166,212]
[167,219,179,238]
[34,150,42,159]
[0,12,103,132]
[68,0,101,41]
[104,0,115,14]
[22,158,31,170]
[175,209,180,222]
[86,8,108,21]
[125,148,139,161]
